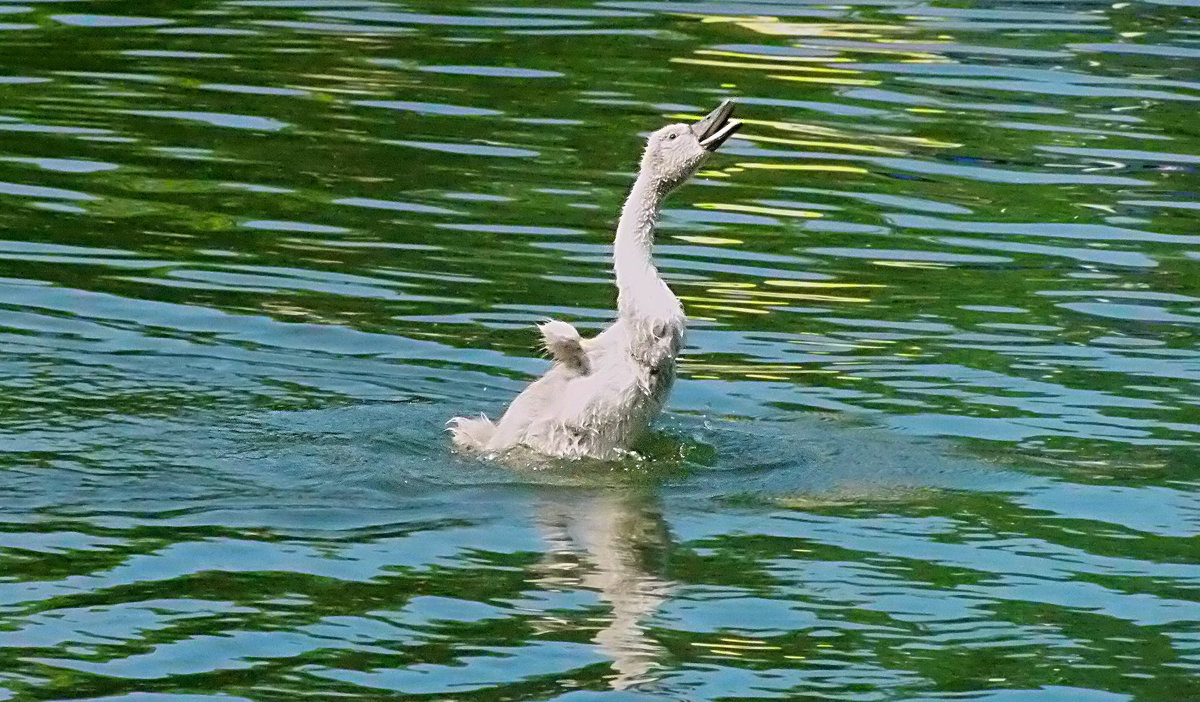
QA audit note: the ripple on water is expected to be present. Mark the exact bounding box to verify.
[384,139,539,157]
[417,64,564,78]
[0,156,119,173]
[200,83,310,96]
[253,19,414,33]
[807,247,1011,265]
[122,50,234,59]
[333,197,463,215]
[937,236,1159,268]
[123,110,289,130]
[352,99,501,116]
[51,14,174,27]
[241,220,349,234]
[310,10,592,28]
[0,181,97,201]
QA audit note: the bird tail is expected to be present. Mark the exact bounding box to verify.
[447,414,496,452]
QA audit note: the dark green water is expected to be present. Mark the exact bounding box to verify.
[1,0,1198,700]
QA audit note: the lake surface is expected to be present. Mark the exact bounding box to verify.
[1,0,1198,700]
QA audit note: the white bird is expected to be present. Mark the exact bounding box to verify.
[450,101,742,460]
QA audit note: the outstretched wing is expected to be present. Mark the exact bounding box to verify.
[538,320,590,374]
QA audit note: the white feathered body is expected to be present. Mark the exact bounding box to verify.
[472,295,684,460]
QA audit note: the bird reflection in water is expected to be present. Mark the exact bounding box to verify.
[532,489,672,690]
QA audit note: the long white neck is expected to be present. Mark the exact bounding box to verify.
[613,171,668,317]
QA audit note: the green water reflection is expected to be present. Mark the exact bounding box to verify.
[0,0,1198,700]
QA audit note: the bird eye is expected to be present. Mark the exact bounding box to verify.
[667,133,677,140]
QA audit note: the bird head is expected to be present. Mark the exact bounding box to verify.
[641,100,741,192]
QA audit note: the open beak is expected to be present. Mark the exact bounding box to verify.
[691,99,742,152]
